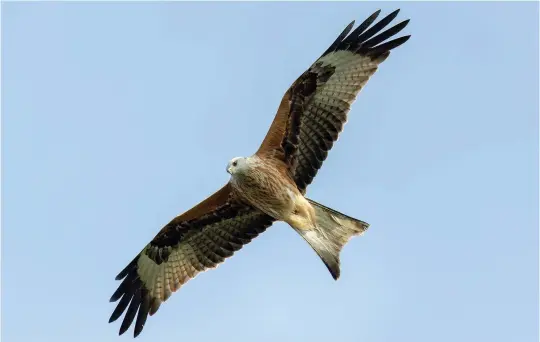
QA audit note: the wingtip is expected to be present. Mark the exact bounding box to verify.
[119,325,129,336]
[400,19,411,31]
[386,8,401,22]
[369,9,382,22]
[134,327,143,338]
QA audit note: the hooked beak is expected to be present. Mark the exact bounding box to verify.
[227,166,232,174]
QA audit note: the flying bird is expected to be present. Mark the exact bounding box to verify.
[109,9,411,337]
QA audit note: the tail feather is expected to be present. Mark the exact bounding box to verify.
[295,199,369,280]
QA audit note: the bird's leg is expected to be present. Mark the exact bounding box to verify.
[285,199,317,231]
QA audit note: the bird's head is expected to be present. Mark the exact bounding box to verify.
[227,157,248,176]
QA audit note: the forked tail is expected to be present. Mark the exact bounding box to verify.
[295,199,369,280]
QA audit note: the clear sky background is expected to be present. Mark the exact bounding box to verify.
[2,2,538,342]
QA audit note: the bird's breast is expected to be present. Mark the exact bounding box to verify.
[231,160,298,220]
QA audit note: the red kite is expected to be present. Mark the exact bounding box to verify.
[110,9,410,337]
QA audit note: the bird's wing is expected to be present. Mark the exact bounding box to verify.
[256,9,410,192]
[109,183,275,337]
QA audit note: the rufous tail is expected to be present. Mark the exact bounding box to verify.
[294,199,369,280]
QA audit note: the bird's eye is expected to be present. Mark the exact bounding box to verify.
[232,161,237,167]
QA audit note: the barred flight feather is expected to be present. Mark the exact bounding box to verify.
[256,9,410,192]
[109,185,274,337]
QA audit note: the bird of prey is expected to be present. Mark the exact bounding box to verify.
[109,9,411,338]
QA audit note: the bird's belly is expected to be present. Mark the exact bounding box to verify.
[233,167,297,221]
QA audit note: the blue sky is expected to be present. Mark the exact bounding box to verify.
[2,2,538,342]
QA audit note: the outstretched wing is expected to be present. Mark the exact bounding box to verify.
[256,9,411,192]
[109,184,275,337]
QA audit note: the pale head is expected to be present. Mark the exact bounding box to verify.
[226,157,248,175]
